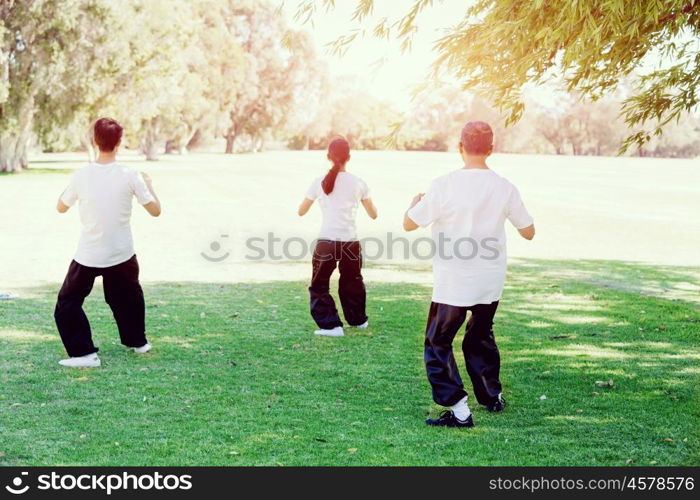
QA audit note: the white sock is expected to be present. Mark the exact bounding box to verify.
[450,396,471,421]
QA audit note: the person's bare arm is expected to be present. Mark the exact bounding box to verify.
[140,172,161,217]
[56,197,70,213]
[518,224,535,240]
[298,198,314,216]
[361,198,378,219]
[403,193,424,232]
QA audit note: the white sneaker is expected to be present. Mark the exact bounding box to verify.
[314,326,344,337]
[58,353,101,368]
[132,343,152,354]
[352,321,368,329]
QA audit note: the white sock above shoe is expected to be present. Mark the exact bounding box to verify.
[58,353,101,368]
[314,326,344,337]
[450,396,472,421]
[132,343,152,354]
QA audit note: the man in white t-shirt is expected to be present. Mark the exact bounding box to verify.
[54,118,162,368]
[404,121,535,428]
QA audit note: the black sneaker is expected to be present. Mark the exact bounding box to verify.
[426,410,474,428]
[486,394,506,412]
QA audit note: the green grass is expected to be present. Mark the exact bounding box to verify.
[0,259,698,466]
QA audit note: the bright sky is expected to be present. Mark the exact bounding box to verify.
[281,0,467,111]
[281,1,698,116]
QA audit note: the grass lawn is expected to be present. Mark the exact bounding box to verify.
[1,259,698,466]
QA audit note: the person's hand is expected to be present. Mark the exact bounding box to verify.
[140,171,153,186]
[409,193,424,209]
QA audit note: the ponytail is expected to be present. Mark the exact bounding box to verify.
[322,137,350,195]
[322,162,342,195]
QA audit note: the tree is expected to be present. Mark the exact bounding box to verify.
[0,0,113,171]
[101,0,203,161]
[298,0,700,152]
[159,0,245,155]
[282,35,331,151]
[222,2,316,153]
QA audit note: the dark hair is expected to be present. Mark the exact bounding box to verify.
[93,117,123,152]
[460,121,493,155]
[322,137,350,195]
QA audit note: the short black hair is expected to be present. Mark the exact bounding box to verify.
[460,121,493,155]
[93,117,123,152]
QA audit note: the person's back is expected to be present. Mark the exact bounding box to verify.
[311,171,368,241]
[420,167,532,305]
[67,161,155,268]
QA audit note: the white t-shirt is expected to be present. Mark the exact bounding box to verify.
[60,162,155,268]
[407,168,533,307]
[306,171,370,241]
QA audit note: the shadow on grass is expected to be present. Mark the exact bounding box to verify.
[0,259,698,466]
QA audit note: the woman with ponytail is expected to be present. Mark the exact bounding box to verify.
[298,137,378,337]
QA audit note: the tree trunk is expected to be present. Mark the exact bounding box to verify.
[140,119,160,161]
[1,130,30,172]
[164,140,179,154]
[186,129,201,151]
[143,140,159,161]
[0,136,26,172]
[225,133,235,154]
[0,92,35,172]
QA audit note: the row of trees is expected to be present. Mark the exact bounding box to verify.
[302,0,700,154]
[1,0,321,171]
[286,82,700,157]
[2,0,699,171]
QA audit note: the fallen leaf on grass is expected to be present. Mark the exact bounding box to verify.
[663,437,673,442]
[591,392,599,396]
[0,451,5,458]
[539,395,547,400]
[625,459,633,464]
[292,344,301,349]
[348,448,357,453]
[74,377,90,382]
[228,451,239,456]
[595,379,614,388]
[383,407,393,411]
